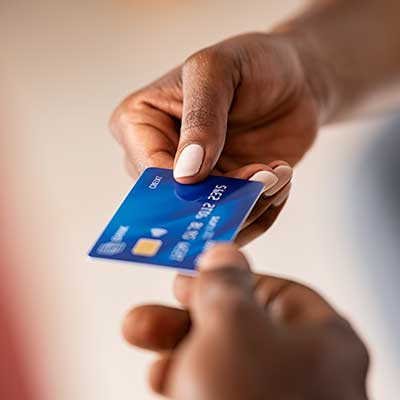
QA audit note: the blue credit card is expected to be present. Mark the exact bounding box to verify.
[89,168,263,272]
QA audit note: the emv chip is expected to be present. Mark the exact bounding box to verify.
[132,238,162,257]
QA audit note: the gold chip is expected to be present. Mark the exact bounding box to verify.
[132,238,162,257]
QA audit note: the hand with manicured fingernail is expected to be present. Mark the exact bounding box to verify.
[123,244,369,400]
[110,32,320,242]
[222,163,292,246]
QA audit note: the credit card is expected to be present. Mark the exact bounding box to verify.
[89,167,263,272]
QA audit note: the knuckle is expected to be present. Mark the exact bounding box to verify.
[255,275,293,295]
[109,97,148,142]
[184,49,215,72]
[109,108,122,140]
[183,47,232,79]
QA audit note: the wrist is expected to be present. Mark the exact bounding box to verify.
[271,1,358,125]
[280,28,340,126]
[273,0,400,124]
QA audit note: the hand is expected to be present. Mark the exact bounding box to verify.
[110,32,322,242]
[123,244,369,400]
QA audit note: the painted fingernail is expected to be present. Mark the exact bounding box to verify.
[174,144,204,179]
[249,170,279,192]
[263,165,293,196]
[272,184,291,207]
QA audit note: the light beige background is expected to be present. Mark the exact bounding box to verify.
[1,1,398,399]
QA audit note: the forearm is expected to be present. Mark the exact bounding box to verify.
[280,0,400,123]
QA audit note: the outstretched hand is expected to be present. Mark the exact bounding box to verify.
[123,244,369,400]
[110,32,322,243]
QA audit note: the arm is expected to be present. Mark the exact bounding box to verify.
[110,0,400,246]
[283,0,400,122]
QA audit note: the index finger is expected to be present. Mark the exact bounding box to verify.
[121,122,175,178]
[110,95,179,178]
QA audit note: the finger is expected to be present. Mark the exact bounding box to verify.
[191,244,258,325]
[122,124,175,175]
[253,275,339,325]
[271,182,291,207]
[241,183,291,230]
[173,238,256,306]
[221,163,291,232]
[123,305,190,351]
[197,242,249,271]
[224,161,293,198]
[234,201,286,247]
[173,274,194,307]
[110,99,177,176]
[268,281,339,324]
[173,49,238,183]
[124,155,140,180]
[174,244,251,309]
[263,161,293,196]
[224,163,279,194]
[148,355,173,395]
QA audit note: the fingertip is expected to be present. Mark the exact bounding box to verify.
[197,243,249,272]
[234,204,284,246]
[173,149,218,185]
[268,160,291,169]
[124,156,140,180]
[263,163,293,197]
[147,150,175,171]
[173,174,205,185]
[173,274,194,306]
[149,356,172,395]
[122,306,150,347]
[173,143,204,181]
[192,246,255,323]
[274,165,293,180]
[226,163,274,180]
[272,183,291,207]
[122,305,190,351]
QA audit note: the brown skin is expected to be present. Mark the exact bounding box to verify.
[110,32,322,243]
[123,244,369,400]
[116,0,400,397]
[110,1,400,244]
[110,32,319,176]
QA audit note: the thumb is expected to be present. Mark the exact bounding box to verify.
[173,49,238,183]
[191,243,256,325]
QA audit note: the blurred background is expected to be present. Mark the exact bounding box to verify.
[1,1,398,399]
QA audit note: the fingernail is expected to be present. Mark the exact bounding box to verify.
[272,184,291,207]
[174,144,204,179]
[263,165,292,196]
[249,170,279,192]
